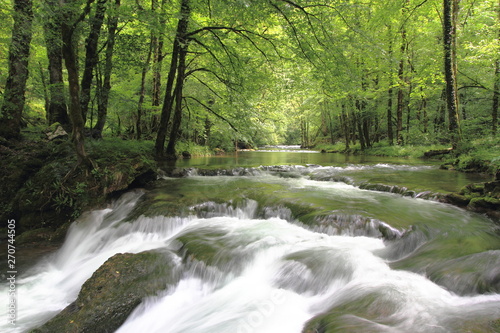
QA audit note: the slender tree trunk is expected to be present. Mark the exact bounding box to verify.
[396,43,406,145]
[386,25,394,146]
[363,118,371,148]
[387,86,394,145]
[152,0,168,106]
[165,46,188,159]
[80,0,107,123]
[94,0,120,136]
[435,88,446,133]
[492,0,500,135]
[493,59,499,136]
[327,110,335,144]
[342,111,350,150]
[0,0,33,140]
[137,35,154,140]
[155,0,190,159]
[39,62,50,117]
[43,1,69,129]
[443,0,461,149]
[396,0,409,146]
[61,0,91,167]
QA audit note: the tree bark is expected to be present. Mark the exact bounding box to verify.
[443,0,461,148]
[80,0,107,123]
[43,0,69,129]
[492,0,500,135]
[155,0,190,159]
[61,0,92,167]
[94,0,120,136]
[151,0,168,107]
[395,0,410,146]
[137,33,154,140]
[0,0,33,140]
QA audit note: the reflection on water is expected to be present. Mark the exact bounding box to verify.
[175,149,490,193]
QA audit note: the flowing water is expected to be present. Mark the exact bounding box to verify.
[1,148,499,332]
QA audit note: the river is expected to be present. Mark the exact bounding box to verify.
[1,147,499,332]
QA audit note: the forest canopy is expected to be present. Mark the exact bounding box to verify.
[0,0,498,159]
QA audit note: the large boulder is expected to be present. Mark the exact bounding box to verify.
[31,250,179,333]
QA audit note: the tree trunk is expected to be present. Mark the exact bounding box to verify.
[152,0,168,107]
[61,0,91,167]
[43,1,69,129]
[396,46,406,145]
[435,88,446,133]
[493,59,499,136]
[396,0,409,146]
[137,33,154,140]
[386,24,394,146]
[387,83,394,146]
[155,0,190,159]
[443,0,461,148]
[492,0,500,135]
[165,47,187,159]
[94,0,120,136]
[341,110,350,150]
[0,0,33,140]
[80,0,107,123]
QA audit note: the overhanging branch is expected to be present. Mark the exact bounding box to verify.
[185,96,239,132]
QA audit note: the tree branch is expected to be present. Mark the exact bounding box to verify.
[185,96,239,132]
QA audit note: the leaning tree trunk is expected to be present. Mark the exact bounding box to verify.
[0,0,33,140]
[443,0,461,149]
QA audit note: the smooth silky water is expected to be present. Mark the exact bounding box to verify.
[1,147,499,332]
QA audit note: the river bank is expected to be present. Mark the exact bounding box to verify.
[1,139,499,246]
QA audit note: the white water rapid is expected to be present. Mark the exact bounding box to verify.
[1,170,499,333]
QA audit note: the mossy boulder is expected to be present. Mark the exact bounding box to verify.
[444,192,471,206]
[31,250,179,333]
[302,290,402,333]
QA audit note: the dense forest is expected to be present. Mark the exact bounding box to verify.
[0,0,498,159]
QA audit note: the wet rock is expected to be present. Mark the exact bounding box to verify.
[427,251,500,295]
[302,289,402,333]
[359,183,412,196]
[31,250,179,333]
[469,196,500,209]
[444,193,471,206]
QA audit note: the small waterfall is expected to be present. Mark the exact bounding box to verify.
[2,165,499,333]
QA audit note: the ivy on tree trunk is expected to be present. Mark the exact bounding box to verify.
[0,0,33,140]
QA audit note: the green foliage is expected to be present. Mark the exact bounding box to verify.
[0,0,497,166]
[176,140,213,157]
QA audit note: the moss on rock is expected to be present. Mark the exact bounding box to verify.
[0,138,157,234]
[31,250,179,333]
